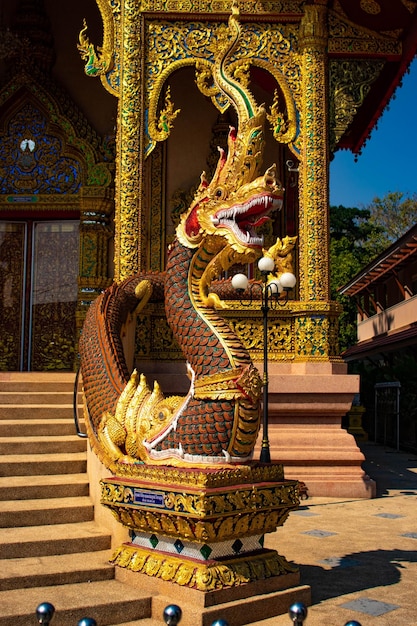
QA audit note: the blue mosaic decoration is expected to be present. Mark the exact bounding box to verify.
[232,539,243,554]
[0,102,81,194]
[199,544,213,560]
[174,539,184,554]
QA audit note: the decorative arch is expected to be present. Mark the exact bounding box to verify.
[144,20,301,159]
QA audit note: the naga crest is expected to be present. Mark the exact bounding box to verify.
[178,8,284,264]
[79,7,285,471]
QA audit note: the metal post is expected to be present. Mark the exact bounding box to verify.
[36,603,55,625]
[163,605,182,626]
[288,602,308,624]
[231,264,296,464]
[260,277,271,463]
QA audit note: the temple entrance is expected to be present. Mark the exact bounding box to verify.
[0,219,79,371]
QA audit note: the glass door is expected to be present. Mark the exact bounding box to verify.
[0,220,79,371]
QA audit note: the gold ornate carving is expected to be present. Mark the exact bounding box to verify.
[145,142,166,269]
[102,495,295,541]
[148,86,180,144]
[101,478,299,516]
[263,235,297,277]
[100,460,285,487]
[328,10,401,56]
[78,18,113,76]
[145,20,300,159]
[114,0,142,280]
[113,14,303,279]
[137,0,305,14]
[329,59,385,149]
[79,0,120,96]
[298,4,329,303]
[110,545,297,590]
[133,299,342,363]
[100,470,299,541]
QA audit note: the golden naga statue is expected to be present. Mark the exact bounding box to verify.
[79,8,287,472]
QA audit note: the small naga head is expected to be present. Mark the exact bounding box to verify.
[176,8,284,264]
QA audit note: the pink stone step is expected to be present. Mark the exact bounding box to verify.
[0,391,75,404]
[0,580,152,626]
[0,521,111,559]
[0,452,86,476]
[1,550,114,590]
[0,435,86,454]
[0,473,89,500]
[0,405,76,420]
[0,496,94,527]
[0,418,79,436]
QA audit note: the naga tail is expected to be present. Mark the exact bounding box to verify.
[79,273,164,433]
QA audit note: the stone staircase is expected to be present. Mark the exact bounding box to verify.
[0,373,152,626]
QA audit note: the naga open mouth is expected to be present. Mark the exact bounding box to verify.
[211,192,283,247]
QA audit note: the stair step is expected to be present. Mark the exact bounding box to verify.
[0,473,89,500]
[112,616,158,626]
[0,419,80,436]
[0,496,93,527]
[0,452,86,476]
[0,405,75,419]
[0,579,152,626]
[0,391,75,404]
[0,521,112,558]
[0,373,76,394]
[0,435,86,454]
[0,550,115,591]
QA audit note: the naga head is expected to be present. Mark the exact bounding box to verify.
[176,9,284,265]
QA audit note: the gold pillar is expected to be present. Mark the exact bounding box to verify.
[115,0,142,282]
[298,3,330,303]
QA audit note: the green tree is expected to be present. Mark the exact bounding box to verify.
[330,194,417,350]
[329,205,382,350]
[366,191,417,254]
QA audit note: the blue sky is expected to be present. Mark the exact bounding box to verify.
[330,57,417,208]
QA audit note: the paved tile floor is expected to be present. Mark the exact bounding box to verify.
[257,442,417,626]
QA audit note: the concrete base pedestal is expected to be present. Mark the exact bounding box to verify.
[254,361,376,499]
[116,567,311,626]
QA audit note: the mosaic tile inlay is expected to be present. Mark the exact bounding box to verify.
[129,531,265,560]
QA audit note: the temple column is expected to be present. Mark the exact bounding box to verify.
[261,3,375,498]
[114,0,143,281]
[298,1,330,304]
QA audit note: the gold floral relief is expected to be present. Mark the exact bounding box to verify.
[298,5,330,304]
[114,0,142,281]
[329,58,385,150]
[145,20,301,158]
[110,544,297,590]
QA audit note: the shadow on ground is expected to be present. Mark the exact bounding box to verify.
[297,548,417,603]
[360,443,417,496]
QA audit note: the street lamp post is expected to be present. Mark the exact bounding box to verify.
[232,258,296,463]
